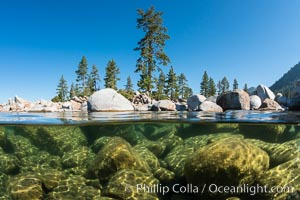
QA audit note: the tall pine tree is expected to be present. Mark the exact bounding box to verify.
[75,56,88,95]
[69,82,76,99]
[183,87,193,99]
[56,75,68,102]
[134,6,170,93]
[233,78,239,90]
[91,64,100,92]
[243,83,248,93]
[220,76,230,94]
[125,76,134,91]
[165,66,178,100]
[200,71,209,96]
[155,69,166,100]
[208,77,216,96]
[178,73,188,99]
[104,59,120,90]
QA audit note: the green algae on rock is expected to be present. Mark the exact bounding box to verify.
[184,137,270,194]
[86,137,151,180]
[104,169,159,200]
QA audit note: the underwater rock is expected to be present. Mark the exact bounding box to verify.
[0,173,9,198]
[153,167,175,183]
[245,139,300,167]
[62,146,95,169]
[0,149,20,174]
[91,136,112,153]
[6,133,39,158]
[184,132,244,150]
[165,145,194,179]
[8,173,43,200]
[184,137,269,191]
[45,174,101,199]
[105,169,159,200]
[88,88,134,111]
[38,169,66,191]
[32,126,87,156]
[159,133,184,154]
[140,139,167,158]
[87,137,151,181]
[216,89,250,111]
[255,158,300,200]
[19,151,62,173]
[239,124,287,142]
[133,145,160,171]
[143,123,178,141]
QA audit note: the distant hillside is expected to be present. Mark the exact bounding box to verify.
[270,61,300,97]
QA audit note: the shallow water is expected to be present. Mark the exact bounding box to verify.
[0,111,299,199]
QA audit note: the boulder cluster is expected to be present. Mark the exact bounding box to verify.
[1,83,300,112]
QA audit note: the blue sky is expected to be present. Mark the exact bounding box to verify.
[1,0,300,103]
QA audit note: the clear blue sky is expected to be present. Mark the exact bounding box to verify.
[1,0,300,103]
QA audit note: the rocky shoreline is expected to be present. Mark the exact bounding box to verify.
[1,83,300,113]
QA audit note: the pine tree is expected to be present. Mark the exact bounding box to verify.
[183,87,193,99]
[217,80,222,95]
[104,59,120,90]
[134,6,170,93]
[165,66,178,100]
[125,76,134,91]
[243,83,248,93]
[91,64,100,92]
[75,56,88,95]
[200,71,209,96]
[69,83,76,99]
[178,73,188,99]
[56,75,68,102]
[155,69,166,100]
[208,77,216,96]
[233,78,239,90]
[85,75,94,96]
[221,76,230,94]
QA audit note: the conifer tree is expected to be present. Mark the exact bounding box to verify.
[91,64,100,92]
[221,76,230,93]
[155,69,166,100]
[243,83,248,93]
[69,83,75,99]
[165,66,178,100]
[183,87,193,99]
[56,75,68,102]
[233,78,239,90]
[125,76,134,92]
[217,80,222,95]
[104,59,120,90]
[134,6,170,93]
[178,73,188,99]
[75,56,88,95]
[200,71,209,96]
[208,77,216,96]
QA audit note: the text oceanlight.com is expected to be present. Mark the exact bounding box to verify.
[135,184,295,196]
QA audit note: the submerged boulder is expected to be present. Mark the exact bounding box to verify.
[88,88,134,111]
[184,137,269,190]
[86,137,151,180]
[216,89,250,111]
